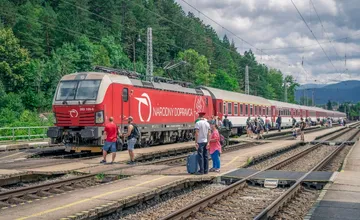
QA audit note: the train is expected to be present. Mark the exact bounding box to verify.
[47,66,346,152]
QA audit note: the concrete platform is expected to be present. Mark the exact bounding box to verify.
[0,126,346,179]
[0,126,350,220]
[0,141,50,152]
[0,140,300,220]
[307,139,360,220]
[0,175,211,220]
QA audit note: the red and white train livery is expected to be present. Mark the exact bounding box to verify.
[47,68,345,152]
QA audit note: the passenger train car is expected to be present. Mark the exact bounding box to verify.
[47,67,346,152]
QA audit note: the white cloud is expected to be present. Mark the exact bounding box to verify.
[176,0,359,84]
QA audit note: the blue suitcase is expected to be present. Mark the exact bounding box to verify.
[187,153,198,174]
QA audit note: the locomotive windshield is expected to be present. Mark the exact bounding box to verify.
[56,80,101,101]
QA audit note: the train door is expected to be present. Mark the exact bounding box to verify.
[120,87,130,131]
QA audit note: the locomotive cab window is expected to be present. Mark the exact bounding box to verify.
[122,88,129,102]
[56,80,101,101]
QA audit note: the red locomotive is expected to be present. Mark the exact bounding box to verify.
[47,67,346,152]
[47,67,213,152]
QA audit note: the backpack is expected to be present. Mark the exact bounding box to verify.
[220,134,225,146]
[130,124,140,139]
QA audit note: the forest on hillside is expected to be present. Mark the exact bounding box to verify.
[0,0,299,126]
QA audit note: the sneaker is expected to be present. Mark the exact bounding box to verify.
[100,160,106,164]
[215,169,220,173]
[194,172,204,175]
[127,160,135,165]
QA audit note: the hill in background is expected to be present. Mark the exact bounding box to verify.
[295,80,360,104]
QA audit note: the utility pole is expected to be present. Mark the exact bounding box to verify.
[284,82,288,102]
[146,27,153,81]
[245,65,249,95]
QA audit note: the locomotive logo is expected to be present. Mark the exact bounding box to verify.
[135,93,152,122]
[69,109,78,118]
[194,96,205,114]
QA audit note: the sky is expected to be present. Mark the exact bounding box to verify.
[175,0,360,85]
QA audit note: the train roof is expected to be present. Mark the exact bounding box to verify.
[200,87,271,106]
[60,72,211,96]
[268,100,301,109]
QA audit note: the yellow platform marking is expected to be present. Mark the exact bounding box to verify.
[16,176,167,220]
[223,156,240,168]
[0,152,24,159]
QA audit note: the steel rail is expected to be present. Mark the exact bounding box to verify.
[0,141,260,204]
[253,128,360,220]
[160,126,359,220]
[0,174,95,202]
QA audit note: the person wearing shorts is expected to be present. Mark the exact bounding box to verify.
[100,117,119,164]
[121,116,137,164]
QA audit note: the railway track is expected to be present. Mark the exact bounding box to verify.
[0,141,263,208]
[160,126,360,220]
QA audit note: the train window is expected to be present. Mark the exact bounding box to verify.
[223,103,226,114]
[245,105,248,115]
[263,108,265,116]
[228,103,232,115]
[219,102,222,113]
[234,103,238,115]
[240,103,243,115]
[205,98,208,106]
[122,88,128,102]
[266,107,269,116]
[250,105,253,115]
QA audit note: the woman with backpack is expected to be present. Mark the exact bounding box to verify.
[208,120,221,173]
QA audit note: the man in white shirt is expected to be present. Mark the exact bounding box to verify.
[195,112,211,175]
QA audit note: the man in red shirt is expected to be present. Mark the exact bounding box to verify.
[100,117,119,164]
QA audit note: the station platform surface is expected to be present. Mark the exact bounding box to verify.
[0,125,348,179]
[0,140,300,220]
[0,140,50,152]
[308,140,360,219]
[0,124,354,219]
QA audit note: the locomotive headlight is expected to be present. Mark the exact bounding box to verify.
[95,111,104,124]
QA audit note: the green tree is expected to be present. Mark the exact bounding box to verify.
[211,69,239,92]
[0,28,30,92]
[176,49,213,86]
[327,100,333,110]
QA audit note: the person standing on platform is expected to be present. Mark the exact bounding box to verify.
[121,116,138,164]
[265,116,271,134]
[276,114,282,132]
[292,116,297,128]
[100,117,118,164]
[195,112,211,175]
[300,118,306,141]
[208,120,221,173]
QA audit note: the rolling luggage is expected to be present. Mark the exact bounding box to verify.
[187,153,198,174]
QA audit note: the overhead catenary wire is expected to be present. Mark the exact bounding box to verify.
[290,0,339,74]
[310,0,345,78]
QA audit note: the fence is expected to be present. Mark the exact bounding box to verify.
[0,126,49,142]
